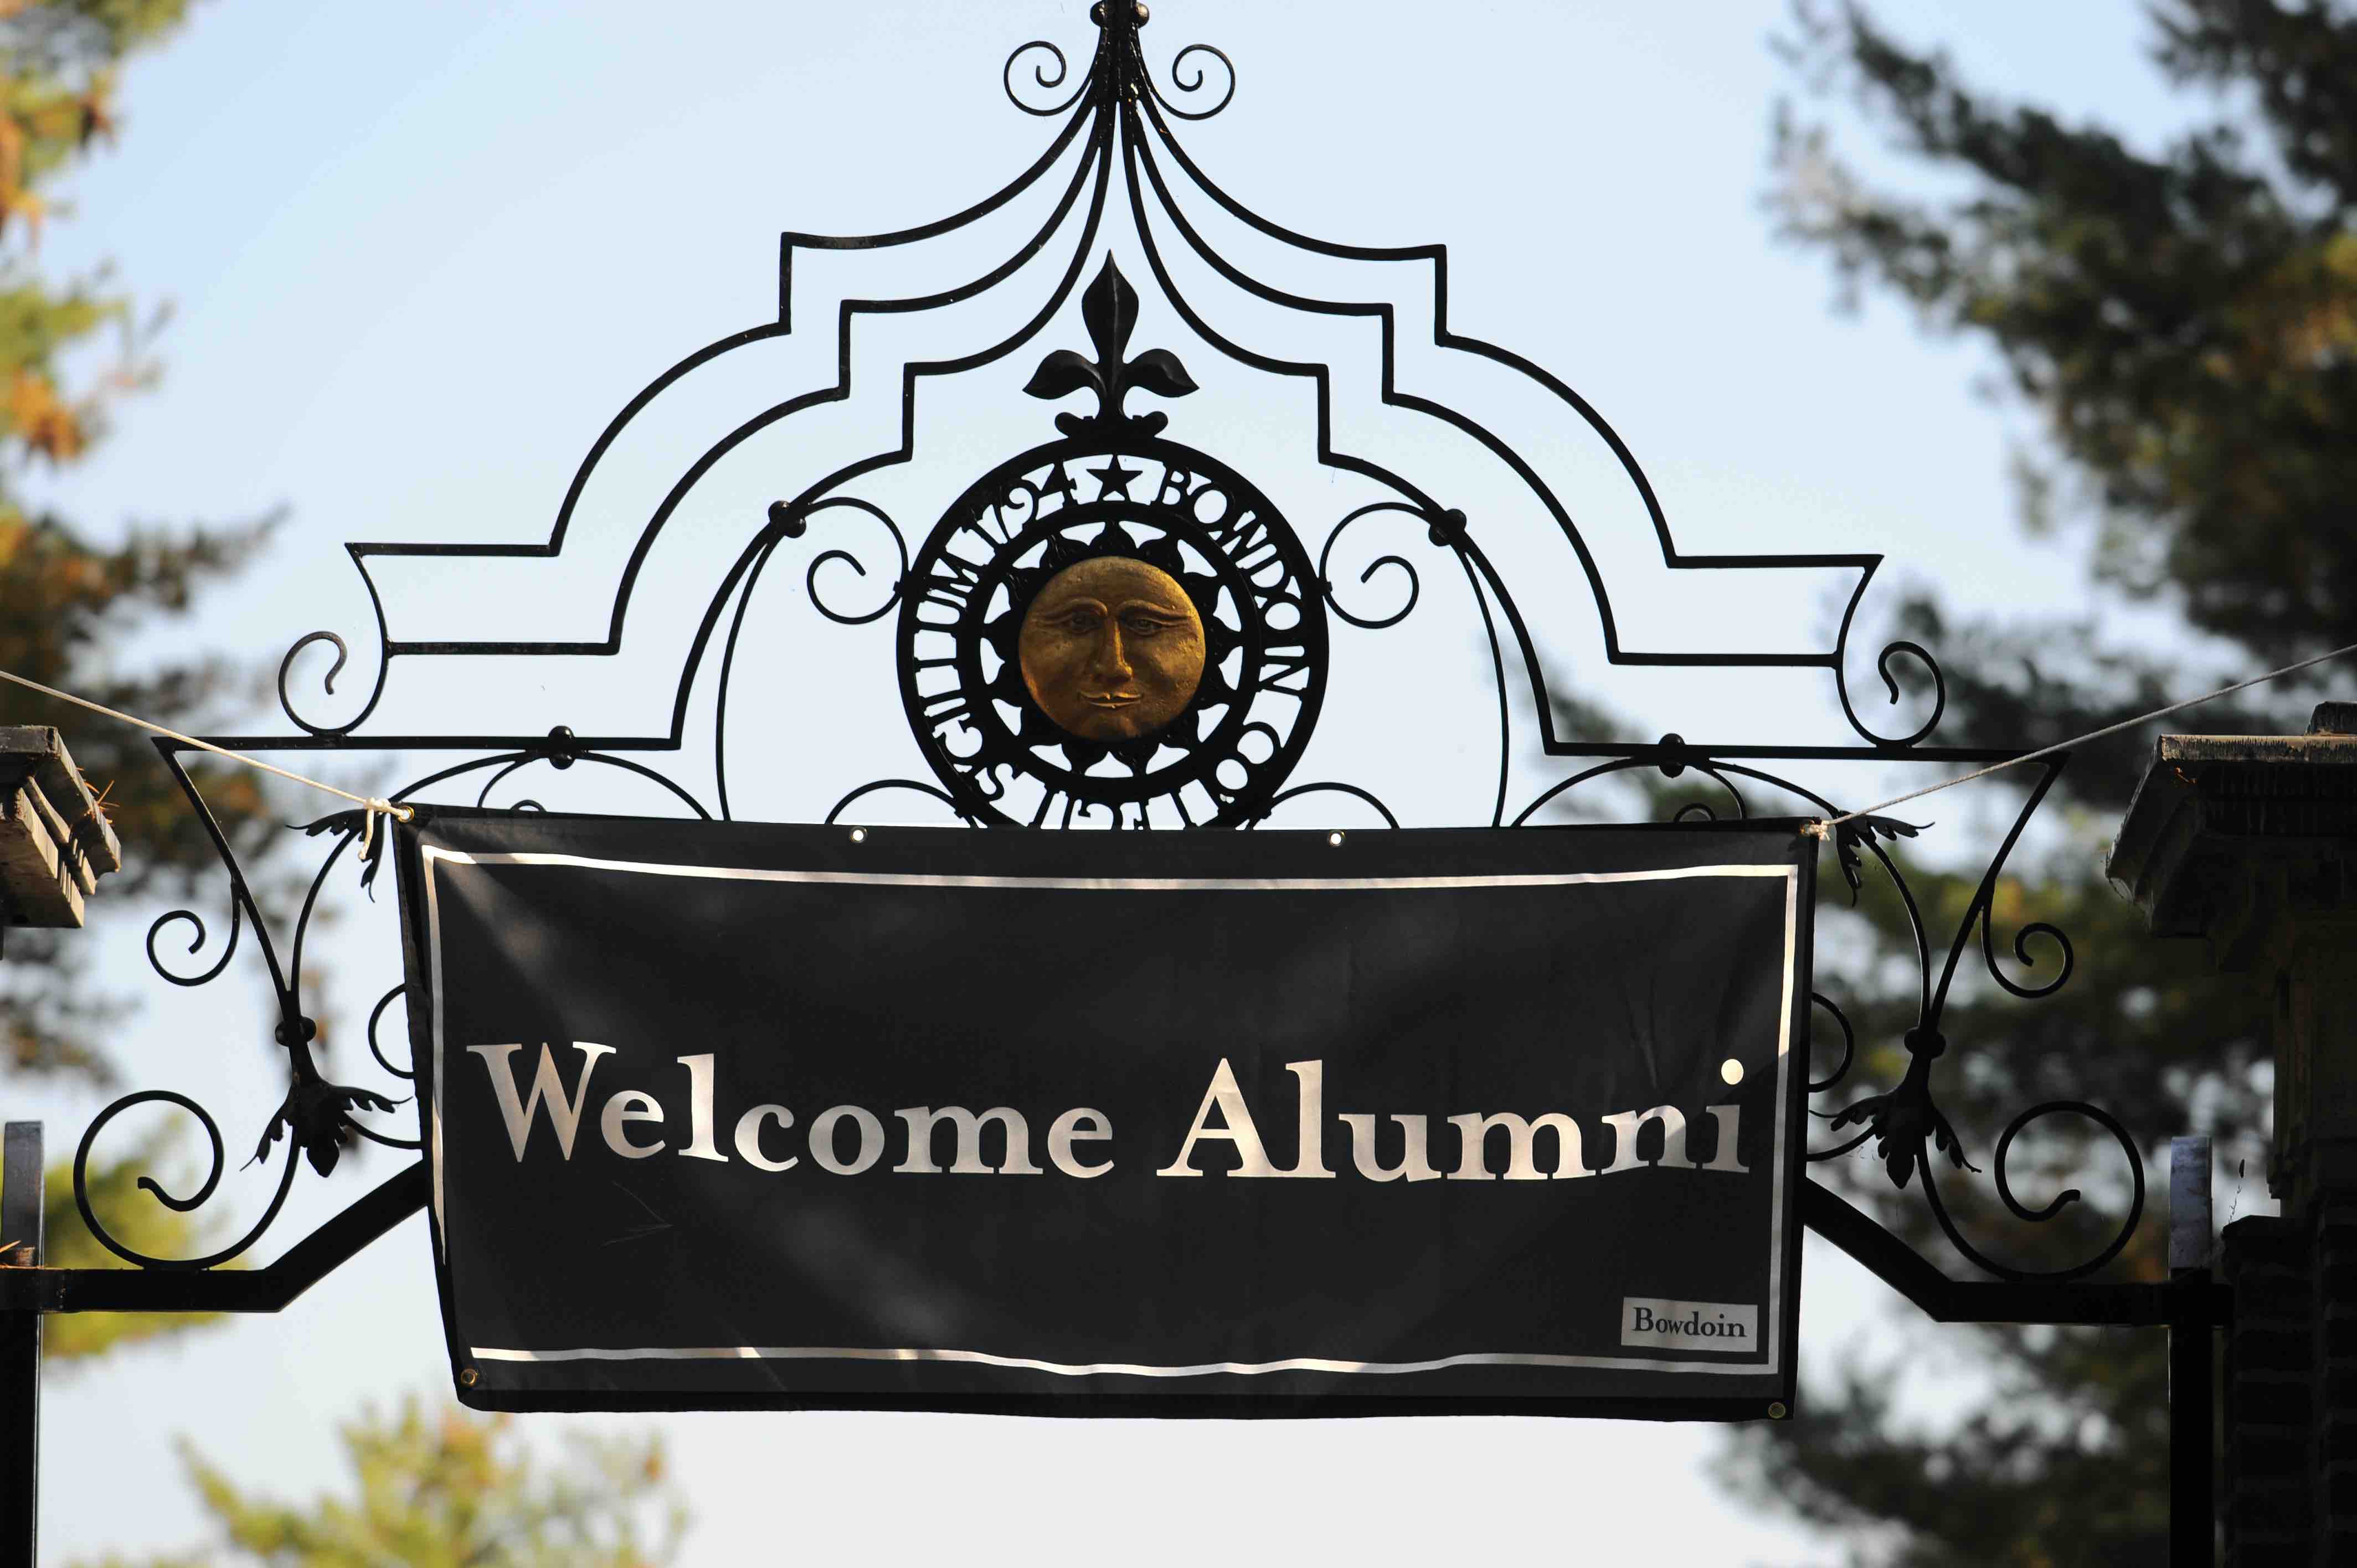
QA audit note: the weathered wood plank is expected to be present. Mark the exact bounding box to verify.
[0,726,121,876]
[0,786,83,927]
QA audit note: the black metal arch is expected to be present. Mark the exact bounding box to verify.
[59,1,2140,1317]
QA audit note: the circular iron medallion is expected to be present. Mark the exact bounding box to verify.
[896,436,1326,827]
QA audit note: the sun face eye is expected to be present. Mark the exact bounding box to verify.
[1049,607,1103,634]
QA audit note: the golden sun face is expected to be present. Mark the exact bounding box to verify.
[1017,556,1207,742]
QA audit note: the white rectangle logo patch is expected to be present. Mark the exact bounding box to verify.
[1620,1297,1758,1354]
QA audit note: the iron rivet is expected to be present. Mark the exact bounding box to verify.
[1721,1059,1744,1086]
[1328,831,1344,847]
[1135,2,1150,20]
[460,1367,478,1387]
[1767,1401,1787,1420]
[850,828,867,844]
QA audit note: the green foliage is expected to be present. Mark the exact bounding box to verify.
[1774,0,2357,667]
[0,23,686,1568]
[72,1399,686,1568]
[0,509,283,1079]
[0,0,284,1080]
[1716,833,2230,1565]
[0,2,191,226]
[1715,1331,2170,1568]
[33,1145,229,1360]
[1702,1,2357,1559]
[0,0,330,1396]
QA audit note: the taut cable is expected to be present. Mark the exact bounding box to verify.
[0,667,412,860]
[1801,639,2357,839]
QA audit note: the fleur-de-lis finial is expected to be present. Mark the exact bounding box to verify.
[1024,256,1198,437]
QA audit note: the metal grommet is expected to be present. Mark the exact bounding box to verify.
[1767,1401,1787,1420]
[460,1367,479,1387]
[850,828,867,844]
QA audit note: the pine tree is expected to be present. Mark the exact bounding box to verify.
[1708,2,2357,1560]
[0,0,285,1084]
[0,0,301,1363]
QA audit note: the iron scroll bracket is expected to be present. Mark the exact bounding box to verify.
[0,1159,424,1316]
[1800,1178,2227,1328]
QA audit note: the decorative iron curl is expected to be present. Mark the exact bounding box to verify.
[1249,782,1401,829]
[1147,42,1236,120]
[1318,503,1430,630]
[1917,1100,2146,1283]
[567,754,714,819]
[344,1115,420,1152]
[474,763,520,807]
[367,985,414,1081]
[1711,759,1937,1019]
[795,497,911,626]
[1666,764,1747,823]
[146,899,241,988]
[1509,759,1655,826]
[1835,637,1948,749]
[1808,991,1857,1094]
[1004,40,1089,117]
[1982,908,2077,1000]
[276,630,382,737]
[826,778,974,826]
[73,1089,301,1271]
[459,748,712,821]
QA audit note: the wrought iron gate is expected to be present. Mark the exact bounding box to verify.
[0,6,2225,1561]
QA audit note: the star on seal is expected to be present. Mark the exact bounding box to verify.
[1086,457,1143,500]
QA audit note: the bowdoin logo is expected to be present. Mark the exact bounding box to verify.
[1620,1297,1758,1354]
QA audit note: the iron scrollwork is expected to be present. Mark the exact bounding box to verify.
[68,0,2137,1296]
[895,259,1325,828]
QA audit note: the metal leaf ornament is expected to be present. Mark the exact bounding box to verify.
[1826,1026,1977,1190]
[1832,813,1929,903]
[252,1070,402,1177]
[299,807,387,894]
[1024,256,1198,436]
[245,1008,404,1177]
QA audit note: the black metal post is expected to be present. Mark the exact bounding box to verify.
[2169,1134,2216,1566]
[2,1121,42,1567]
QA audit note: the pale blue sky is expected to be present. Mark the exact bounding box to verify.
[11,3,2238,1563]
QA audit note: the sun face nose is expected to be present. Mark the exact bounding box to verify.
[1089,622,1135,688]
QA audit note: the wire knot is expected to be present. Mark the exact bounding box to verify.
[357,798,412,864]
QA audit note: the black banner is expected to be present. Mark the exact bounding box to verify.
[393,811,1814,1419]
